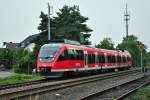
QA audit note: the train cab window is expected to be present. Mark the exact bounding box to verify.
[39,47,59,58]
[39,47,60,62]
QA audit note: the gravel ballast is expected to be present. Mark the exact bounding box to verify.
[38,72,144,100]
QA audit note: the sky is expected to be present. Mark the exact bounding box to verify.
[0,0,150,51]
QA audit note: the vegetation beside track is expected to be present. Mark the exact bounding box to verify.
[130,85,150,100]
[0,74,43,84]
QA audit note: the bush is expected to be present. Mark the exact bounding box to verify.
[12,49,36,74]
[0,64,5,71]
[130,85,150,100]
[13,61,36,74]
[0,74,43,84]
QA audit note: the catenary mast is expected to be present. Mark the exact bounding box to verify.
[124,4,130,38]
[48,3,53,40]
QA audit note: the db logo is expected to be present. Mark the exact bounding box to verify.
[43,64,46,66]
[75,63,80,66]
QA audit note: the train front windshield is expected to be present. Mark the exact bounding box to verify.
[39,47,59,62]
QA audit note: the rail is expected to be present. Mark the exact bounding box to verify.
[0,68,141,99]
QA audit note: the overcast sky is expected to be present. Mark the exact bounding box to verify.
[0,0,150,50]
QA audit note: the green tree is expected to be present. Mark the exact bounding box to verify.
[31,5,93,66]
[0,49,14,69]
[145,51,150,66]
[95,37,115,50]
[116,35,147,67]
[37,5,92,45]
[38,12,48,32]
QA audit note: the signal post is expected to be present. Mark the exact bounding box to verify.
[138,44,145,73]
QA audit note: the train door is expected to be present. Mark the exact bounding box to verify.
[84,51,88,69]
[115,54,118,66]
[95,52,99,69]
[104,53,107,67]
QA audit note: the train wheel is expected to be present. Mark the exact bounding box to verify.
[63,71,74,77]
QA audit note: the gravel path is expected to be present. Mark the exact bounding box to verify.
[0,71,15,78]
[38,72,144,100]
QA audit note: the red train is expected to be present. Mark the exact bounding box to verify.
[34,40,132,77]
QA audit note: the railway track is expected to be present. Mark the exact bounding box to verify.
[0,70,122,90]
[0,68,141,100]
[78,72,150,100]
[115,80,150,100]
[0,71,128,90]
[0,79,49,90]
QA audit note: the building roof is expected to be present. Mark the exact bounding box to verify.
[20,33,39,48]
[3,42,19,49]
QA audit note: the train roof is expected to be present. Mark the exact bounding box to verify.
[41,43,131,56]
[41,43,64,48]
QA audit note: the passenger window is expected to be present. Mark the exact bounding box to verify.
[88,54,91,64]
[76,50,84,60]
[112,56,116,63]
[79,50,84,60]
[88,54,95,64]
[102,56,105,63]
[105,56,108,63]
[117,56,121,63]
[92,54,95,63]
[108,56,111,63]
[68,49,76,60]
[98,56,102,63]
[127,56,131,61]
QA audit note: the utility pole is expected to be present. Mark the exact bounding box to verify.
[48,3,53,41]
[141,50,143,71]
[138,44,145,73]
[124,3,130,38]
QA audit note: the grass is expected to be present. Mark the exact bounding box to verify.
[130,85,150,100]
[0,74,43,84]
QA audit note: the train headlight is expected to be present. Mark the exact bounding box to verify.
[39,58,42,62]
[32,68,38,73]
[37,69,40,72]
